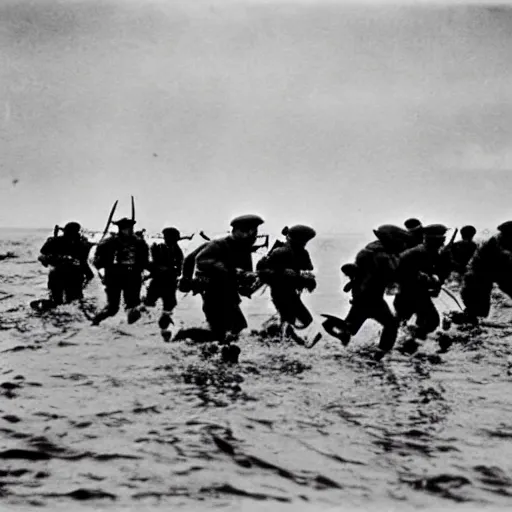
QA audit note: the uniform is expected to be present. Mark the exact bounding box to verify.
[38,223,92,305]
[92,219,149,325]
[394,224,452,339]
[447,226,478,277]
[341,225,411,352]
[461,222,512,319]
[145,228,184,313]
[194,214,264,342]
[257,225,316,329]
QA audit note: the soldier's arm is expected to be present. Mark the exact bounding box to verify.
[466,239,493,275]
[175,247,184,275]
[182,243,207,279]
[38,238,57,266]
[256,247,289,278]
[436,250,454,284]
[195,242,230,275]
[140,240,150,270]
[39,238,55,256]
[93,238,111,270]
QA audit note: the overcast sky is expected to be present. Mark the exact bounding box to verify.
[0,0,511,235]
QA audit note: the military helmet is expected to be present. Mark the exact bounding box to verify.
[497,221,512,235]
[404,218,423,232]
[162,227,180,239]
[113,217,136,228]
[63,221,81,234]
[460,225,476,238]
[422,224,448,238]
[373,224,412,245]
[287,224,316,242]
[230,214,264,230]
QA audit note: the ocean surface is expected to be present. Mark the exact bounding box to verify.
[1,228,512,511]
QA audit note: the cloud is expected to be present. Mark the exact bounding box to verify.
[0,1,511,233]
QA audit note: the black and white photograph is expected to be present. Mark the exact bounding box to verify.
[0,0,511,510]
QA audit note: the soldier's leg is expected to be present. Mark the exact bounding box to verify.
[161,280,178,313]
[123,272,143,310]
[202,286,246,344]
[64,268,85,303]
[393,291,416,324]
[270,287,294,324]
[48,269,64,305]
[159,281,178,331]
[461,272,493,319]
[339,302,368,345]
[144,278,160,307]
[91,274,122,325]
[201,290,228,341]
[270,287,312,327]
[371,299,399,353]
[414,295,440,339]
[123,272,143,324]
[294,296,313,328]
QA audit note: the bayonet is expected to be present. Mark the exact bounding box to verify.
[100,200,118,242]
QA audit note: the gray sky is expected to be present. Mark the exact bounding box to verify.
[1,0,511,234]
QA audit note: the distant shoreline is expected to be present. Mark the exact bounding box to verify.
[0,227,495,241]
[0,227,368,237]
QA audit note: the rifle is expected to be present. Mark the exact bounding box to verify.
[251,234,269,252]
[100,200,118,243]
[440,286,464,311]
[95,200,119,284]
[447,228,459,247]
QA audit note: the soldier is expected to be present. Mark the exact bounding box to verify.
[257,225,317,337]
[461,221,512,322]
[323,225,411,359]
[38,222,93,306]
[393,224,452,342]
[91,218,149,325]
[194,214,264,362]
[145,227,184,331]
[447,225,478,281]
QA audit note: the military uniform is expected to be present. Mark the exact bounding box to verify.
[92,218,149,325]
[447,225,478,277]
[257,225,316,329]
[461,222,512,319]
[178,242,209,294]
[145,227,184,313]
[394,224,452,339]
[340,225,411,352]
[194,214,264,342]
[38,222,92,305]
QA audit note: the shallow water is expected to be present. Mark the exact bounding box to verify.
[1,229,512,510]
